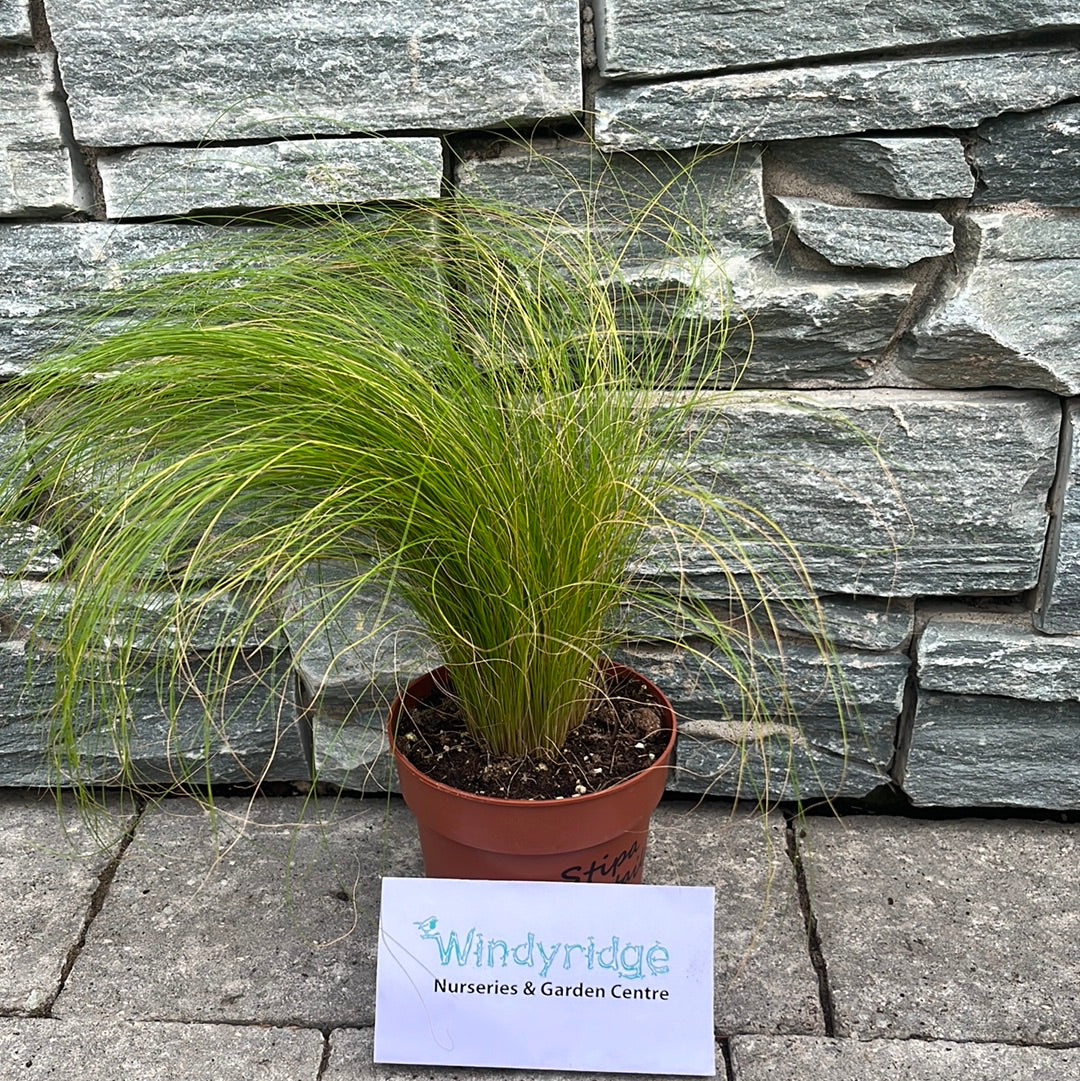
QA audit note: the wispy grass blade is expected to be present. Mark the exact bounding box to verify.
[0,161,850,788]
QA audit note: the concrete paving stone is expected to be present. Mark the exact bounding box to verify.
[54,795,424,1028]
[801,816,1080,1043]
[646,803,823,1036]
[0,1017,324,1079]
[0,792,131,1015]
[325,1026,721,1079]
[729,1034,1080,1081]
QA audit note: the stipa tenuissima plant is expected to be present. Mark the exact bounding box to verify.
[0,159,847,799]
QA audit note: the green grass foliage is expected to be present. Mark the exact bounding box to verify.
[0,154,846,792]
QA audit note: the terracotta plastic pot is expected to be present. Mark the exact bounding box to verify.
[389,663,676,883]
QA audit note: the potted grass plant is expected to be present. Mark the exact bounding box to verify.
[0,160,844,880]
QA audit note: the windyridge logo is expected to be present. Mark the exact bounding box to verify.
[416,915,673,1001]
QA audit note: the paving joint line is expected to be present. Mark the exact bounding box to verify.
[845,1032,1080,1052]
[39,803,145,1018]
[128,1014,345,1032]
[718,1036,736,1081]
[315,1028,333,1079]
[784,814,836,1036]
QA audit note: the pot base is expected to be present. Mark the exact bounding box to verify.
[414,816,654,883]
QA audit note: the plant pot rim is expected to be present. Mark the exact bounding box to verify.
[388,661,677,812]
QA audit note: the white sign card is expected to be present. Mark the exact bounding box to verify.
[374,876,716,1076]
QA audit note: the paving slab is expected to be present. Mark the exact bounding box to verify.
[0,792,131,1015]
[729,1034,1080,1080]
[54,795,423,1028]
[646,804,822,1036]
[0,1017,324,1079]
[801,816,1080,1043]
[325,1026,719,1079]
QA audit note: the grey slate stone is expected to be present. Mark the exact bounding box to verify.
[730,1035,1080,1081]
[0,792,131,1014]
[0,637,308,788]
[456,140,773,263]
[723,261,916,385]
[918,610,1080,701]
[0,574,308,786]
[631,592,915,654]
[0,523,61,575]
[774,198,954,270]
[803,595,914,654]
[0,219,258,371]
[47,0,582,146]
[1,147,78,217]
[661,389,1058,597]
[0,50,76,216]
[802,816,1080,1042]
[456,143,916,384]
[646,807,823,1035]
[1036,398,1080,633]
[595,48,1080,151]
[0,578,273,654]
[0,221,212,374]
[0,1019,324,1079]
[904,210,1080,393]
[636,257,915,386]
[0,424,62,573]
[54,797,424,1027]
[959,207,1080,259]
[598,0,1080,79]
[283,562,441,793]
[98,137,445,218]
[903,691,1080,809]
[0,50,61,149]
[620,640,904,802]
[0,1,32,42]
[768,136,974,201]
[974,101,1080,206]
[312,712,397,794]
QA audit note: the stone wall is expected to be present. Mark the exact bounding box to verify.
[1,0,1078,809]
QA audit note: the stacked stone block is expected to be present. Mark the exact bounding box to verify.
[0,0,1078,808]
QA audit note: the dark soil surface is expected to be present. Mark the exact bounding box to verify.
[392,673,671,801]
